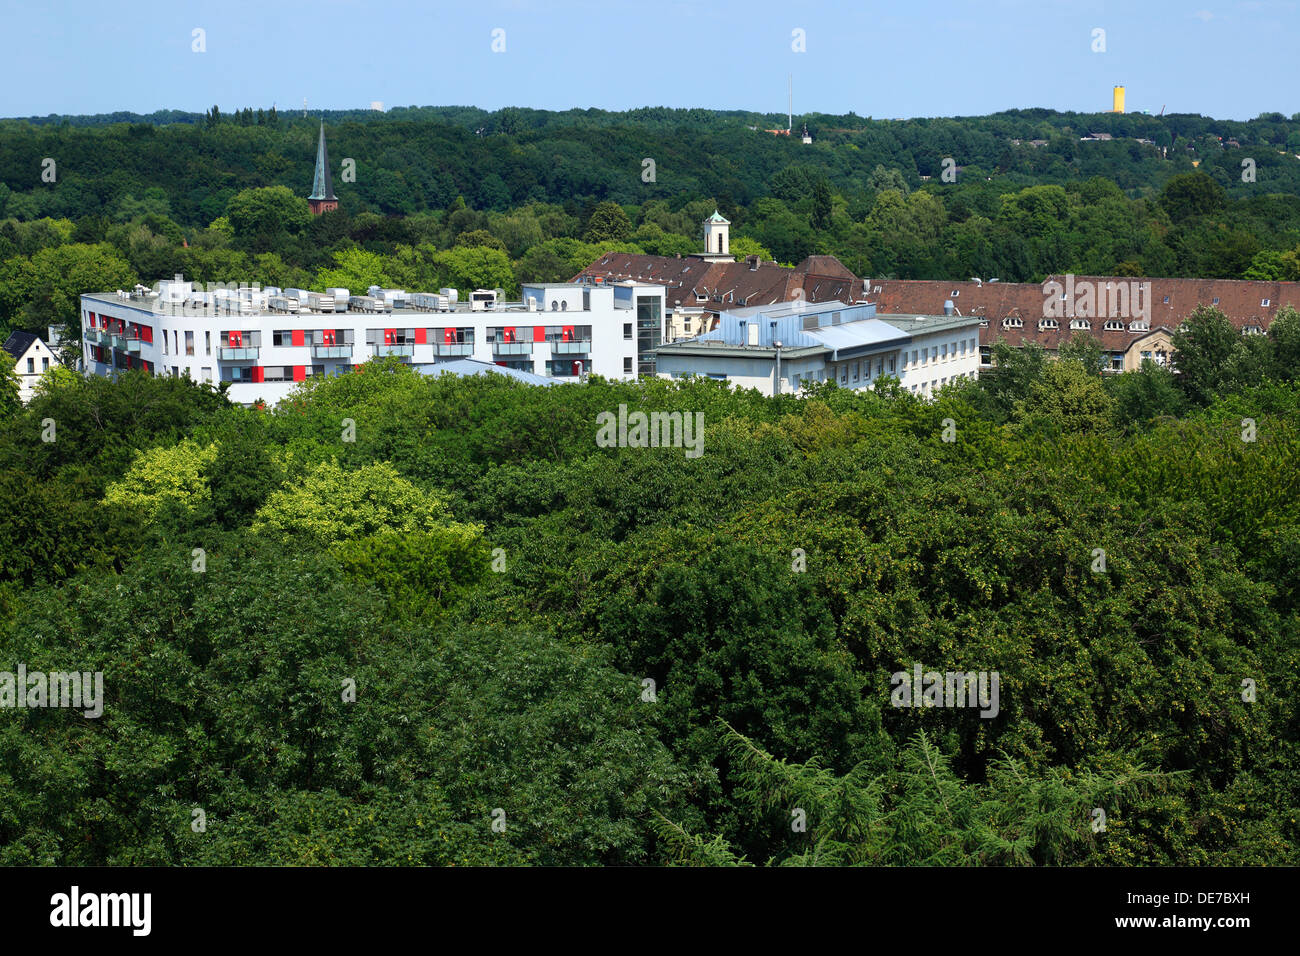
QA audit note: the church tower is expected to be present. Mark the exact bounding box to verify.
[700,209,731,262]
[308,120,338,215]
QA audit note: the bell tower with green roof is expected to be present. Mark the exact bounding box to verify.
[701,209,732,262]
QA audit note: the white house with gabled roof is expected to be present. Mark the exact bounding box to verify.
[2,331,59,404]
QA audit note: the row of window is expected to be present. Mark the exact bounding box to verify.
[909,371,976,395]
[903,337,978,369]
[1000,316,1153,332]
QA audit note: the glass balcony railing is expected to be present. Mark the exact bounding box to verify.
[492,341,532,355]
[312,345,352,359]
[374,344,414,358]
[434,342,474,357]
[220,347,259,361]
[551,340,592,354]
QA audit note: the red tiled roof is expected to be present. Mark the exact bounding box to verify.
[573,253,867,312]
[870,276,1300,350]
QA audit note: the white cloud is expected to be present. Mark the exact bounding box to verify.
[1192,9,1216,19]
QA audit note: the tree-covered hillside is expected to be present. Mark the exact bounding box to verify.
[1,309,1297,865]
[6,106,1300,356]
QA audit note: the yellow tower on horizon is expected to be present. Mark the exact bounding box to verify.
[1113,86,1126,114]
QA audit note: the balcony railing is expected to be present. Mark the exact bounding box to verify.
[86,329,108,345]
[552,340,592,354]
[220,347,259,361]
[312,345,352,359]
[434,342,474,357]
[492,341,532,355]
[374,344,414,358]
[125,337,142,353]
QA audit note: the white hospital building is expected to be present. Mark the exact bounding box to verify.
[79,276,665,405]
[653,300,981,398]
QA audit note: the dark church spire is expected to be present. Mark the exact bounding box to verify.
[308,118,338,214]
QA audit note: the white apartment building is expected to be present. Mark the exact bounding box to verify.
[79,276,665,405]
[654,300,981,398]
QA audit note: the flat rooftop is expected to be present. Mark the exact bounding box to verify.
[82,293,648,320]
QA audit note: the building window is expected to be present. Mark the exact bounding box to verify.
[853,362,860,382]
[205,331,211,355]
[624,356,633,375]
[201,367,212,382]
[185,330,195,356]
[1212,297,1220,305]
[26,358,35,373]
[272,330,294,347]
[42,357,50,371]
[624,323,633,340]
[1261,298,1271,307]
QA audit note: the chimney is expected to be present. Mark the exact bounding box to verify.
[944,299,955,316]
[747,255,760,271]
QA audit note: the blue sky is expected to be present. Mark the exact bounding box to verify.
[3,0,1296,120]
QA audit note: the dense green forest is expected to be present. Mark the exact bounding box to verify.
[1,305,1297,865]
[5,106,1300,358]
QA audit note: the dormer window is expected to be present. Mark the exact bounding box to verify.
[1261,298,1271,307]
[979,319,989,328]
[1129,320,1149,331]
[950,290,960,297]
[1002,316,1022,329]
[1103,319,1124,331]
[1069,318,1091,330]
[1039,318,1058,330]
